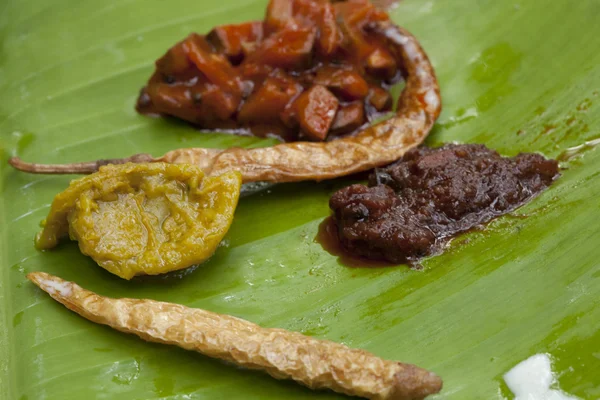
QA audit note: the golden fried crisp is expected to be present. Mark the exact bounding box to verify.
[10,22,440,184]
[28,272,442,400]
[36,163,241,279]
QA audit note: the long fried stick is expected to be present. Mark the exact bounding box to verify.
[11,22,440,184]
[28,272,442,399]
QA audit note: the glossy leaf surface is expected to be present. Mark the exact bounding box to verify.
[1,0,599,398]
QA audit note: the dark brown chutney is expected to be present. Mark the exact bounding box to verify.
[329,144,560,264]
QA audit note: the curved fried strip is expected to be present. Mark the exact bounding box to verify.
[28,271,442,400]
[8,153,155,175]
[9,22,440,183]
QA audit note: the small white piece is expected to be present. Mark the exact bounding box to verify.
[504,353,579,400]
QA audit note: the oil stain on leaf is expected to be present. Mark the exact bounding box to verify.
[470,42,522,112]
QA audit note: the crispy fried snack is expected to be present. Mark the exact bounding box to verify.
[10,22,440,184]
[36,163,241,280]
[28,271,442,399]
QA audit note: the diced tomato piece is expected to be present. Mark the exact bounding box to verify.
[367,86,393,111]
[207,21,264,64]
[366,6,390,23]
[293,0,322,27]
[339,0,388,25]
[366,48,397,80]
[265,0,296,33]
[138,0,397,142]
[335,0,389,60]
[313,66,369,100]
[135,87,158,115]
[251,28,316,69]
[295,85,339,141]
[316,3,341,56]
[238,62,274,86]
[195,84,239,121]
[155,41,192,77]
[247,123,297,141]
[238,76,302,124]
[182,34,242,97]
[280,102,298,129]
[146,78,238,124]
[335,1,372,56]
[146,80,197,121]
[331,102,365,134]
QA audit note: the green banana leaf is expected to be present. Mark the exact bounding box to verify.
[1,0,599,398]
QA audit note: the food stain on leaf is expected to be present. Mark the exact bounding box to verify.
[11,263,25,273]
[438,106,479,130]
[12,263,27,288]
[470,42,522,83]
[577,98,592,112]
[526,92,597,148]
[111,358,141,385]
[534,106,547,116]
[552,333,600,398]
[153,374,176,396]
[541,123,557,135]
[470,42,522,112]
[557,137,600,163]
[93,348,114,353]
[511,310,600,399]
[14,132,35,155]
[299,319,331,337]
[12,311,23,327]
[3,131,35,158]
